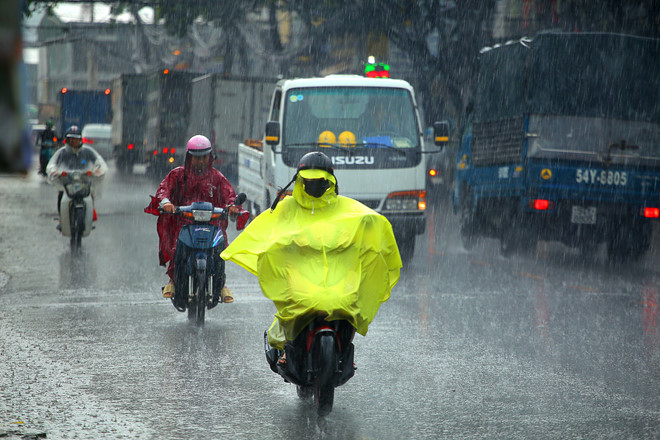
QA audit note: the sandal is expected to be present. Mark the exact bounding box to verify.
[277,352,286,365]
[162,281,175,299]
[221,286,234,303]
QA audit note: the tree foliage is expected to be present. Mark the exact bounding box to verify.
[24,0,660,124]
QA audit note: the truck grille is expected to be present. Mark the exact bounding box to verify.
[357,199,381,209]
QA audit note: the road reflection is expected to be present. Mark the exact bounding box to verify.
[642,282,658,358]
[59,248,97,288]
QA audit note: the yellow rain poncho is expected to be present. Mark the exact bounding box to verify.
[221,168,401,349]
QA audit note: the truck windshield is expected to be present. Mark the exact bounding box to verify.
[282,87,419,151]
[527,115,660,160]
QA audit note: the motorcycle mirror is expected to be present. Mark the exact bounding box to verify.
[234,193,247,206]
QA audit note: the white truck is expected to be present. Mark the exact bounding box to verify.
[238,74,448,261]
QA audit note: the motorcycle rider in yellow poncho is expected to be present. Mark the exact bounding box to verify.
[221,151,402,351]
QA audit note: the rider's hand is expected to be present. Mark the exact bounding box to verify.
[228,205,240,222]
[162,203,175,213]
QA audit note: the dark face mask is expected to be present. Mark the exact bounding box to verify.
[303,178,330,198]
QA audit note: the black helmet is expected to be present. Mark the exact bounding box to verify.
[297,151,334,176]
[65,125,82,139]
[270,151,337,211]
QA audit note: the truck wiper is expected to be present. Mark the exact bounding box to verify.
[603,139,639,164]
[285,141,413,157]
[285,142,356,155]
[361,141,411,156]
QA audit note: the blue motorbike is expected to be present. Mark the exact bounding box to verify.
[164,193,248,325]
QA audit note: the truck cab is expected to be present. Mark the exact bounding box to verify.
[256,75,434,261]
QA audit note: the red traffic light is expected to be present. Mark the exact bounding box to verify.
[61,87,68,94]
[104,88,111,95]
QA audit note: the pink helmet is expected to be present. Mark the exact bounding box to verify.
[186,135,212,156]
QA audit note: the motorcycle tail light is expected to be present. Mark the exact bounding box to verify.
[61,171,67,177]
[86,171,92,176]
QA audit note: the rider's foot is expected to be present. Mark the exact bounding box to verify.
[264,331,279,372]
[221,286,234,303]
[162,281,175,298]
[56,223,61,232]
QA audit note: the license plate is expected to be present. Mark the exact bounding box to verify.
[571,206,597,224]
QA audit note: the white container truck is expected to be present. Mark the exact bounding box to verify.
[238,74,448,261]
[189,74,275,182]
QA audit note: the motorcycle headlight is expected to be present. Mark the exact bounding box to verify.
[65,182,84,194]
[192,210,213,222]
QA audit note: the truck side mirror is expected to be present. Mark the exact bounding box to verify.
[265,122,280,146]
[433,121,450,147]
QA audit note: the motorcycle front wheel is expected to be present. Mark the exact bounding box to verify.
[314,334,336,416]
[296,385,313,400]
[70,206,84,252]
[187,269,206,325]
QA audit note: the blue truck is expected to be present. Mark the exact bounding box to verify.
[453,32,660,262]
[58,88,112,138]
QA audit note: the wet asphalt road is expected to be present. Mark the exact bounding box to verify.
[1,160,658,439]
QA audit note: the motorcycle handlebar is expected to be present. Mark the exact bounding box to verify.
[157,193,249,229]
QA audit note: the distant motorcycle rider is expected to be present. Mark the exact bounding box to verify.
[145,135,240,301]
[46,125,108,228]
[38,119,58,176]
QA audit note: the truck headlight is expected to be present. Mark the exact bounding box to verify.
[385,190,426,211]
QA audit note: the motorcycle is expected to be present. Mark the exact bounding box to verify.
[163,193,248,325]
[54,169,97,252]
[265,316,357,416]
